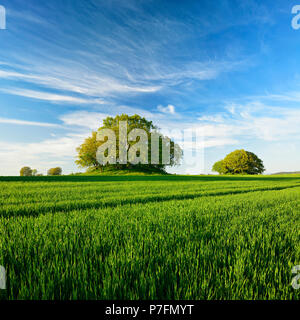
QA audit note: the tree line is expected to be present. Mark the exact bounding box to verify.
[20,167,62,176]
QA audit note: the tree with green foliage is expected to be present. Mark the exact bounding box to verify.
[76,114,182,173]
[212,149,265,175]
[20,166,33,176]
[47,167,62,176]
[212,160,226,174]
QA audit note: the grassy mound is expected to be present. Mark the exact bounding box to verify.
[79,166,169,176]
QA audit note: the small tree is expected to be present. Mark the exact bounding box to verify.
[20,166,32,177]
[212,150,265,175]
[47,167,62,176]
[32,169,38,176]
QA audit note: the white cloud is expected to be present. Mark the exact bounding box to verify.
[157,104,176,114]
[194,102,300,152]
[1,88,105,105]
[198,115,225,123]
[254,92,300,103]
[60,111,110,130]
[0,117,59,127]
[0,66,162,99]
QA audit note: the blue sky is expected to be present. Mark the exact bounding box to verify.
[0,0,300,175]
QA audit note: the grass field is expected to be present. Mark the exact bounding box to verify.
[0,175,299,300]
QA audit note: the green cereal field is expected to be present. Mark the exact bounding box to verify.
[0,175,299,300]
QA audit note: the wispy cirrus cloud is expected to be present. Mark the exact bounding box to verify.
[197,115,225,123]
[252,92,300,103]
[0,0,249,108]
[0,65,162,102]
[0,117,59,127]
[0,88,105,105]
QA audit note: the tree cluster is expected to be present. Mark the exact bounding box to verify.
[76,114,183,173]
[20,166,62,176]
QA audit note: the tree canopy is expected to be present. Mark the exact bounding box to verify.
[76,114,183,173]
[212,149,265,175]
[47,167,62,176]
[212,160,226,175]
[20,166,32,177]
